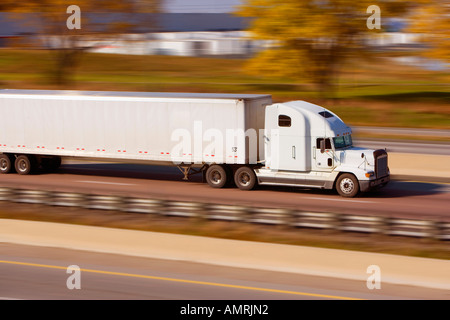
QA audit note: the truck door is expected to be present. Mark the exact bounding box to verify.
[314,138,334,171]
[264,104,308,174]
[273,109,307,172]
[276,114,298,171]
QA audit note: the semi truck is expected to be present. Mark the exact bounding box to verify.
[0,89,389,197]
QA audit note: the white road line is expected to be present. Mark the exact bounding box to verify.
[304,197,376,203]
[76,180,136,186]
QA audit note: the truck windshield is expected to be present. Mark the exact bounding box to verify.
[333,135,353,149]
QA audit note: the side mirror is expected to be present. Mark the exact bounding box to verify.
[320,140,325,154]
[361,153,365,158]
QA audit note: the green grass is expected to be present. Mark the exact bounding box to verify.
[0,49,449,129]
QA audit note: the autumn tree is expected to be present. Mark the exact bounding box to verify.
[236,0,411,97]
[408,1,449,64]
[2,0,161,85]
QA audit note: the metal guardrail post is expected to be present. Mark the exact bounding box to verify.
[292,211,336,230]
[50,192,87,208]
[0,187,15,201]
[85,194,125,211]
[13,189,50,205]
[386,218,438,238]
[437,222,450,241]
[123,198,164,215]
[205,204,248,222]
[248,207,291,226]
[339,215,385,234]
[164,201,204,218]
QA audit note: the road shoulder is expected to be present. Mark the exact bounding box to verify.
[1,218,449,291]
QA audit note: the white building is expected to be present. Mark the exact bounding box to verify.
[87,31,261,56]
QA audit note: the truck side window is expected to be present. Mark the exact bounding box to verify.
[316,138,331,149]
[278,115,291,127]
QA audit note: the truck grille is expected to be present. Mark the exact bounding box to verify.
[376,155,388,178]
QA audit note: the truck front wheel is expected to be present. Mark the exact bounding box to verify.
[336,173,360,197]
[206,165,228,188]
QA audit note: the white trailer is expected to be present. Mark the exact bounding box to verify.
[0,89,390,197]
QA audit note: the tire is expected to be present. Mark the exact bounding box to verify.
[234,166,257,191]
[205,165,228,188]
[336,173,360,197]
[0,154,14,174]
[15,155,36,175]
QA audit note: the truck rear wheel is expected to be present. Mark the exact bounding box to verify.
[0,154,14,174]
[336,173,359,197]
[15,155,36,175]
[206,165,228,188]
[234,166,257,190]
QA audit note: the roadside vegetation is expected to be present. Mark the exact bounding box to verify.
[0,49,448,131]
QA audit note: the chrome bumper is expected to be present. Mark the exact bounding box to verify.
[360,175,390,192]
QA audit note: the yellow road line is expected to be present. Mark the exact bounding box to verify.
[0,259,361,300]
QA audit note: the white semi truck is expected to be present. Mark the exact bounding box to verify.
[0,89,389,197]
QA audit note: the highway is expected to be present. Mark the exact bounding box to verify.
[352,128,450,155]
[0,161,448,221]
[355,139,450,156]
[0,138,449,302]
[352,126,450,138]
[1,243,448,300]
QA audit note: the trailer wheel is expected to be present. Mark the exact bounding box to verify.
[0,154,14,174]
[15,155,36,175]
[206,165,228,188]
[336,173,359,197]
[234,166,257,191]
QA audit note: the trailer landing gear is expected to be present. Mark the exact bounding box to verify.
[177,164,206,181]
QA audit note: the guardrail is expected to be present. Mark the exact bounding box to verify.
[0,187,448,241]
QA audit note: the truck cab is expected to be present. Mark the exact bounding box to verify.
[255,101,390,197]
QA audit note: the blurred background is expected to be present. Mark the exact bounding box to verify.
[0,2,449,300]
[0,0,448,133]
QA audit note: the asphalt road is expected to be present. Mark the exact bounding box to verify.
[351,130,450,155]
[1,243,448,300]
[0,161,449,221]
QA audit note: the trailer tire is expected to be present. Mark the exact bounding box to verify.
[336,173,359,197]
[15,155,36,175]
[0,154,14,174]
[234,166,257,191]
[206,165,228,188]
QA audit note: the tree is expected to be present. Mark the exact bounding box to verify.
[2,0,161,85]
[236,0,411,97]
[408,1,450,64]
